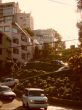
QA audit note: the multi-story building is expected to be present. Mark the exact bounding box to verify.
[33,29,58,48]
[0,1,34,64]
[15,13,34,30]
[0,2,20,20]
[11,22,33,63]
[0,2,20,38]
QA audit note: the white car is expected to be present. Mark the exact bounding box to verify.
[0,78,19,87]
[22,88,48,110]
[55,66,69,72]
[0,85,16,101]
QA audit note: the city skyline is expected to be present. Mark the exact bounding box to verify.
[3,0,79,47]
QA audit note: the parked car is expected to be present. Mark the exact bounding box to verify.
[0,85,16,101]
[0,78,19,87]
[54,65,73,75]
[55,66,69,72]
[22,88,48,110]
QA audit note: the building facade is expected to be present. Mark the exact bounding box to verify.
[0,31,11,67]
[0,1,34,64]
[33,29,57,48]
[15,13,34,30]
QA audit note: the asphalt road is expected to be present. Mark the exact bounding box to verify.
[0,99,82,110]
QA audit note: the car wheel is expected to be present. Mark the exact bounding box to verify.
[26,103,30,110]
[22,102,25,107]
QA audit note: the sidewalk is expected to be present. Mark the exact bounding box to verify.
[49,97,82,108]
[0,101,2,107]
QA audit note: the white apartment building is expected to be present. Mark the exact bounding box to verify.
[0,1,34,64]
[15,13,34,30]
[33,29,57,48]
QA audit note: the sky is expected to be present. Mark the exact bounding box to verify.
[3,0,80,48]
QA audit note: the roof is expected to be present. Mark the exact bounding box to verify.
[25,88,44,91]
[0,85,10,88]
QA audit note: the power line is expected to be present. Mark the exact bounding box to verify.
[48,0,73,6]
[1,38,79,49]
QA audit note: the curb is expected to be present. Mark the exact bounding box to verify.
[48,97,82,108]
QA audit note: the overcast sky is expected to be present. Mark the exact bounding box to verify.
[3,0,80,47]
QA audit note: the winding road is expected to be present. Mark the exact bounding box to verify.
[0,99,82,110]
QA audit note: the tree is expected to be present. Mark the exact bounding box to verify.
[77,0,82,47]
[77,22,82,47]
[42,43,54,60]
[53,30,66,56]
[68,54,82,95]
[33,46,40,60]
[77,0,82,10]
[24,27,34,36]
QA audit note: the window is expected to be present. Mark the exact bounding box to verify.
[0,33,3,44]
[21,35,27,42]
[13,38,19,44]
[20,17,23,19]
[0,18,4,23]
[6,49,11,58]
[0,48,2,55]
[6,37,11,43]
[0,26,3,31]
[13,48,19,54]
[12,28,18,33]
[4,16,12,23]
[3,8,13,16]
[4,26,10,32]
[29,91,44,96]
[21,45,27,51]
[21,53,26,60]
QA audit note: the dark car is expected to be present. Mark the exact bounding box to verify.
[0,85,16,101]
[50,60,65,68]
[51,60,64,65]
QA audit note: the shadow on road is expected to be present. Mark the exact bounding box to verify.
[0,98,21,107]
[13,106,43,110]
[0,99,13,104]
[13,106,25,110]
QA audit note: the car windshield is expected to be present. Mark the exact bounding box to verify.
[0,87,11,92]
[29,90,44,96]
[1,78,12,82]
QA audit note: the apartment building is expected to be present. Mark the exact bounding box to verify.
[33,29,57,48]
[15,13,34,30]
[0,1,34,64]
